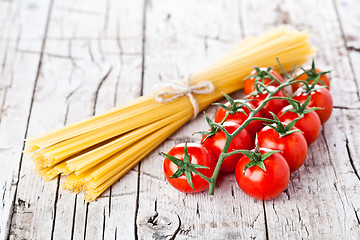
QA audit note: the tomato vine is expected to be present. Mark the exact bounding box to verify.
[162,59,332,199]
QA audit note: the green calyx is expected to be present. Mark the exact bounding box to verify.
[264,112,303,138]
[293,74,327,95]
[194,111,230,143]
[194,113,220,143]
[300,59,330,87]
[293,59,330,95]
[244,66,282,95]
[232,137,281,175]
[161,143,209,191]
[280,95,323,118]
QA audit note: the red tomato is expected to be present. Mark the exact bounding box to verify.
[202,122,253,173]
[278,105,321,145]
[244,68,284,95]
[293,88,333,124]
[235,148,290,200]
[291,67,330,93]
[247,86,288,119]
[257,124,308,172]
[214,101,263,140]
[163,143,216,193]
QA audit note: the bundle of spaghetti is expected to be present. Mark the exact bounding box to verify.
[24,26,315,201]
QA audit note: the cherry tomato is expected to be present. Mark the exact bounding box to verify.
[214,101,263,140]
[278,105,321,145]
[235,148,290,200]
[247,86,288,119]
[244,68,284,95]
[292,67,330,93]
[202,122,253,173]
[163,143,216,193]
[257,124,308,172]
[293,88,333,124]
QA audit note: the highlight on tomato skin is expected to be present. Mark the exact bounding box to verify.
[235,148,290,200]
[201,121,253,173]
[163,143,216,193]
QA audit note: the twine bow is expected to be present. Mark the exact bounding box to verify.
[155,76,215,119]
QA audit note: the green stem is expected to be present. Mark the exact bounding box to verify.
[250,117,279,123]
[208,151,230,195]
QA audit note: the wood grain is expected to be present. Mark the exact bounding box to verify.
[0,0,53,239]
[0,0,359,239]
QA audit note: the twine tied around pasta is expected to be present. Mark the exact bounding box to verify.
[155,76,215,119]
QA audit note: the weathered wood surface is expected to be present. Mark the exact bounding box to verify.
[0,0,359,239]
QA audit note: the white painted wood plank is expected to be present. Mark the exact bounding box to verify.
[334,0,360,49]
[41,10,113,240]
[10,52,107,240]
[11,9,122,239]
[6,0,144,238]
[137,0,267,239]
[39,0,145,239]
[335,0,360,179]
[340,109,360,224]
[334,0,360,103]
[240,0,360,238]
[83,0,144,239]
[0,0,52,239]
[102,51,144,240]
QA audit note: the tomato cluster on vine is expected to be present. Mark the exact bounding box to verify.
[162,60,333,201]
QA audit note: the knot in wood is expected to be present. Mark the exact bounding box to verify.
[138,211,180,240]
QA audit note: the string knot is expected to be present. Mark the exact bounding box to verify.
[155,76,215,119]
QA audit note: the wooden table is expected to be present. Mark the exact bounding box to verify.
[1,0,360,239]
